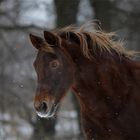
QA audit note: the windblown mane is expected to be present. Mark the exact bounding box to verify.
[50,24,138,60]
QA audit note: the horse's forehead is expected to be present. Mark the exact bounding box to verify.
[35,51,46,64]
[36,50,59,63]
[38,50,51,58]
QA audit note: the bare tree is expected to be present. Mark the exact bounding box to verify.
[0,0,56,139]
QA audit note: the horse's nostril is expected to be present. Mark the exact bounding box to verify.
[38,101,48,113]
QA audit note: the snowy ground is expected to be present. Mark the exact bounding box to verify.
[0,113,33,140]
[0,110,83,140]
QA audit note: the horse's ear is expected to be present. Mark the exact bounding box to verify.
[59,31,80,45]
[44,31,59,46]
[29,34,44,49]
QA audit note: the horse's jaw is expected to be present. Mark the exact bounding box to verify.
[36,103,58,118]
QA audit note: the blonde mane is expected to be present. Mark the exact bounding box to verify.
[52,24,138,60]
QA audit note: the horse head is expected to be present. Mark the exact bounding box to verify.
[29,31,75,118]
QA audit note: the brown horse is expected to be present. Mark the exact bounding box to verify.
[29,25,140,140]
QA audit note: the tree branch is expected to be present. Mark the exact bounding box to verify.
[0,24,46,32]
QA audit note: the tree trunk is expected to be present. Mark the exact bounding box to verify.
[30,117,56,140]
[89,0,112,31]
[54,0,83,136]
[54,0,80,27]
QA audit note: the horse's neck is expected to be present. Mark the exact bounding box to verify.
[73,55,140,114]
[64,44,140,109]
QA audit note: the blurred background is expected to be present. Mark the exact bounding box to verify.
[0,0,140,140]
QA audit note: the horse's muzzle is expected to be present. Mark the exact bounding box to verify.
[34,100,58,118]
[34,101,48,114]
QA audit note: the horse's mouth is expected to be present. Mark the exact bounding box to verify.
[36,103,58,118]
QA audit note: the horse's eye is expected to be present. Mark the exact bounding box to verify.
[50,60,59,69]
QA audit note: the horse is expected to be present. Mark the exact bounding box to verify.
[29,25,140,140]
